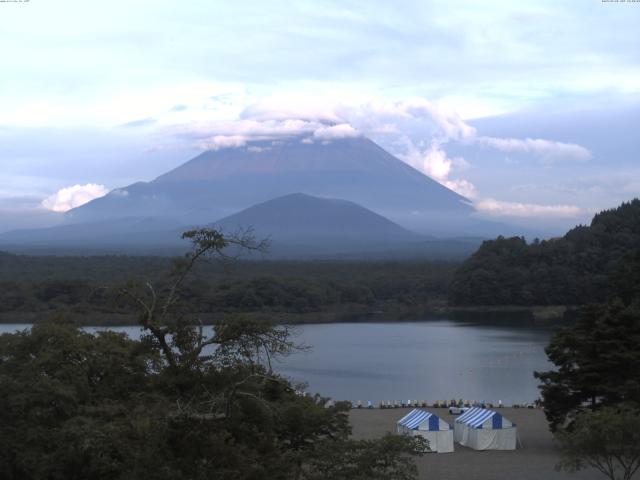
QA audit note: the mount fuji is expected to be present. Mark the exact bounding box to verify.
[0,135,520,256]
[65,135,477,235]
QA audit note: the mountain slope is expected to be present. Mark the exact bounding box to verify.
[213,193,420,243]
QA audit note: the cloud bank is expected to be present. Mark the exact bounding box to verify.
[479,137,592,162]
[313,123,360,140]
[138,93,592,219]
[41,184,109,212]
[474,198,583,218]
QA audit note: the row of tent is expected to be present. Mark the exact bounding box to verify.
[396,407,517,453]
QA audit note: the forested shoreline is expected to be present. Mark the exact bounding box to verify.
[449,199,640,307]
[0,255,457,325]
[3,199,639,326]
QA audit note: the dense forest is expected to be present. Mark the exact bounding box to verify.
[0,254,457,324]
[449,199,640,306]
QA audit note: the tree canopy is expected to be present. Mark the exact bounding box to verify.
[0,252,456,324]
[556,406,640,480]
[449,199,640,306]
[534,300,640,431]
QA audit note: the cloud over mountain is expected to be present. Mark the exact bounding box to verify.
[313,124,360,140]
[146,94,592,214]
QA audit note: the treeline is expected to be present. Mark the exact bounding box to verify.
[0,255,457,322]
[449,199,640,306]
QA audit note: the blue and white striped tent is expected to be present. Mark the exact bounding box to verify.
[454,407,516,450]
[396,409,454,453]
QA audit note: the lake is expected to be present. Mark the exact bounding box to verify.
[0,319,553,405]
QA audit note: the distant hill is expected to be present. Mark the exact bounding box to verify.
[213,193,485,259]
[0,193,482,259]
[448,199,640,306]
[215,192,418,241]
[64,135,479,236]
[0,217,187,255]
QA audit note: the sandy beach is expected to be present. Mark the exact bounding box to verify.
[349,407,602,480]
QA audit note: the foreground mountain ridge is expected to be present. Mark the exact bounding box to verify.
[213,193,420,241]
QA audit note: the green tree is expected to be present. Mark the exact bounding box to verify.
[556,406,640,480]
[535,300,640,431]
[0,319,159,480]
[610,251,640,305]
[305,434,426,480]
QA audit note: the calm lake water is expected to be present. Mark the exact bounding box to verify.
[0,320,553,405]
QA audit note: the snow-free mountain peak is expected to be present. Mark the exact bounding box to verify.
[65,135,474,235]
[213,192,421,242]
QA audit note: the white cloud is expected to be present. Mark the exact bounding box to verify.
[313,123,360,140]
[41,184,109,212]
[247,146,270,153]
[474,198,583,218]
[479,136,592,162]
[170,118,322,144]
[401,139,451,181]
[196,135,248,151]
[343,99,476,143]
[166,96,477,145]
[444,179,477,199]
[402,99,477,141]
[240,94,344,123]
[398,137,476,198]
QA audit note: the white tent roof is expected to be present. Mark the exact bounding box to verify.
[455,407,513,429]
[397,409,450,431]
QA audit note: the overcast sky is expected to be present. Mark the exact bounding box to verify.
[1,0,639,232]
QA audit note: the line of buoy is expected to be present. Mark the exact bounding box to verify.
[350,399,540,409]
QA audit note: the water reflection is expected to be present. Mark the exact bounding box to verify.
[0,319,552,405]
[276,320,552,405]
